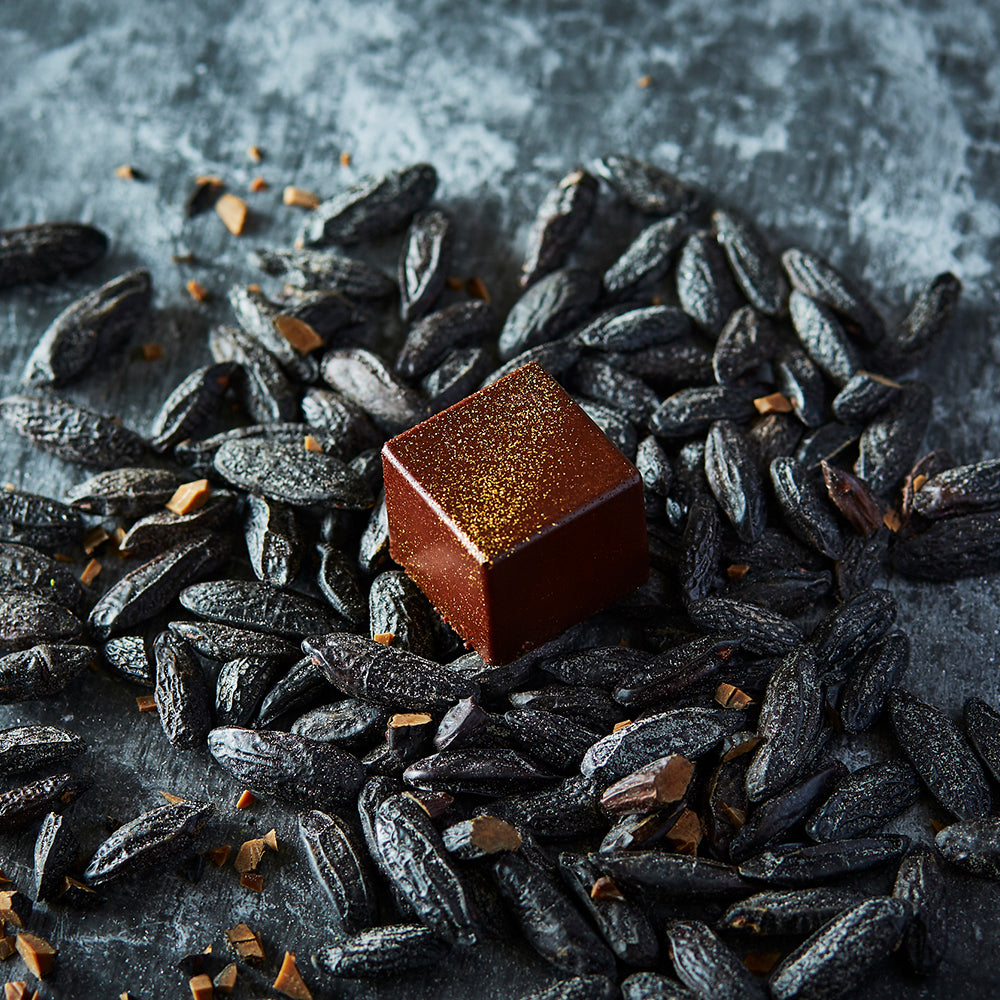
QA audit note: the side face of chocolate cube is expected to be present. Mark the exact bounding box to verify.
[382,362,648,663]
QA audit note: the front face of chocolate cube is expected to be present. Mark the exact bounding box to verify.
[382,362,649,664]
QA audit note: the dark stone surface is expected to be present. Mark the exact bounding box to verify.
[0,0,999,996]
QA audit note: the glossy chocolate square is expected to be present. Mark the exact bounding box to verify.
[382,362,648,664]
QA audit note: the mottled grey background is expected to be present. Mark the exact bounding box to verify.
[0,0,999,996]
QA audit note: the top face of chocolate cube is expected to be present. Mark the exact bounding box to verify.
[383,362,638,563]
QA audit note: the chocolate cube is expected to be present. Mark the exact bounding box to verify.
[381,362,648,664]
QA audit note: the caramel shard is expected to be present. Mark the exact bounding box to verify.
[744,951,782,975]
[612,720,633,733]
[15,932,55,978]
[930,819,946,834]
[715,682,754,710]
[723,736,762,763]
[52,553,74,563]
[637,75,652,88]
[214,962,238,994]
[189,974,213,1000]
[339,151,352,167]
[883,509,902,532]
[0,892,31,929]
[80,558,102,586]
[225,923,264,964]
[465,276,490,303]
[249,176,268,192]
[186,279,209,302]
[283,186,321,210]
[247,145,263,163]
[273,952,313,1000]
[372,632,395,645]
[726,563,750,581]
[409,789,453,818]
[4,983,27,1000]
[912,474,928,493]
[166,480,211,516]
[0,934,14,959]
[590,876,625,901]
[240,871,264,892]
[754,392,793,415]
[112,525,129,555]
[600,754,694,814]
[0,870,10,887]
[303,435,323,454]
[159,790,185,804]
[206,844,231,867]
[115,164,139,180]
[664,808,703,856]
[263,829,278,853]
[719,802,747,828]
[141,342,164,361]
[236,790,257,810]
[273,315,324,354]
[445,276,464,291]
[216,193,248,235]
[234,838,267,873]
[83,526,109,554]
[136,695,158,713]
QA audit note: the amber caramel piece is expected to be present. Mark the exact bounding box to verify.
[236,790,257,809]
[273,952,313,1000]
[15,932,55,978]
[274,315,324,353]
[214,963,238,993]
[189,974,213,1000]
[216,194,248,235]
[382,363,648,664]
[283,186,320,209]
[166,480,211,515]
[240,872,264,892]
[225,923,264,964]
[80,558,102,585]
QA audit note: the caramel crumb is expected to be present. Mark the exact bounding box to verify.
[719,801,747,828]
[225,923,264,964]
[136,695,157,713]
[339,151,352,167]
[754,392,793,415]
[52,553,74,563]
[273,951,313,1000]
[206,845,231,867]
[665,808,702,856]
[247,145,263,163]
[726,563,750,581]
[80,558,102,585]
[466,276,490,303]
[612,719,632,733]
[722,736,762,763]
[216,193,249,235]
[0,934,14,960]
[389,712,433,728]
[0,870,11,887]
[744,951,782,975]
[274,314,324,353]
[263,829,278,853]
[186,279,209,302]
[234,838,267,873]
[283,186,321,209]
[247,283,262,294]
[142,342,164,361]
[446,276,464,291]
[240,872,264,892]
[214,962,238,994]
[930,819,946,834]
[189,974,213,1000]
[15,932,56,978]
[372,632,395,645]
[115,164,139,180]
[590,876,625,901]
[912,474,928,492]
[715,682,754,710]
[883,509,902,532]
[83,526,109,554]
[303,435,323,453]
[651,294,662,305]
[249,176,269,192]
[159,790,185,804]
[112,525,129,556]
[166,480,211,516]
[4,984,28,1000]
[236,790,257,810]
[637,75,652,88]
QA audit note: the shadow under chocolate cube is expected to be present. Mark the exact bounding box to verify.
[382,362,648,664]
